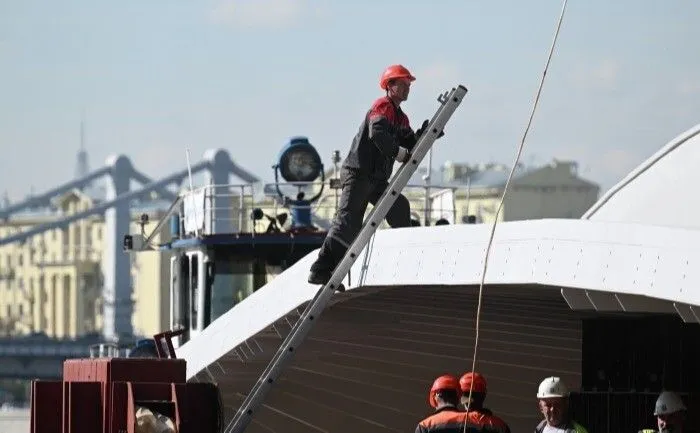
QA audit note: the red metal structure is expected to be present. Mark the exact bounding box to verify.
[29,331,221,433]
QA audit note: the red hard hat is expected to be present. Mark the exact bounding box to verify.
[379,64,416,90]
[428,374,462,408]
[459,372,487,394]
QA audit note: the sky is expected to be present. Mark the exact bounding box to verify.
[1,0,699,201]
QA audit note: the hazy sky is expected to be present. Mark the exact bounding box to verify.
[1,0,698,201]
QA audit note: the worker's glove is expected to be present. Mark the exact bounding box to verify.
[396,127,416,151]
[415,119,429,137]
[395,146,410,163]
[416,119,445,139]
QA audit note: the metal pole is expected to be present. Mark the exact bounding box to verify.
[332,150,341,211]
[465,176,471,222]
[423,148,433,226]
[185,149,199,237]
[239,185,244,232]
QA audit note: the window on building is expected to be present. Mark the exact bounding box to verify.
[82,274,95,332]
[63,274,71,336]
[39,276,45,303]
[74,225,81,256]
[51,274,57,319]
[62,227,69,259]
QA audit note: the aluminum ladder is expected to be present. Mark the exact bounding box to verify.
[224,84,468,433]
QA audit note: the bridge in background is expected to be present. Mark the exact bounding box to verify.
[0,333,133,380]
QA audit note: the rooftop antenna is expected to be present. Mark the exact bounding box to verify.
[76,112,90,179]
[185,148,200,237]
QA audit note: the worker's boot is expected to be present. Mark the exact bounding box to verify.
[308,246,345,285]
[308,260,332,285]
[309,236,347,285]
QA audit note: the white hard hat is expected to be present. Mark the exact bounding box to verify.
[654,391,686,416]
[537,376,569,399]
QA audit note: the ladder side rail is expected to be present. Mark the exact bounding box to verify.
[225,84,468,433]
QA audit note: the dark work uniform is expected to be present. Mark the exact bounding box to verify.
[308,95,415,283]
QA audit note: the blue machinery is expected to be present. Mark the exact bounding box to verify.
[271,136,326,231]
[123,138,331,346]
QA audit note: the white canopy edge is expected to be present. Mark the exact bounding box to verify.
[583,122,700,222]
[176,218,700,379]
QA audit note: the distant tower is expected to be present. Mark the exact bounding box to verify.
[75,116,90,179]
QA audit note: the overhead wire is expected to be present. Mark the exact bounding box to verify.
[462,0,570,427]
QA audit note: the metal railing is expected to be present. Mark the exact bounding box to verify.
[88,342,120,358]
[0,341,90,357]
[0,341,141,359]
[178,183,257,236]
[176,180,473,237]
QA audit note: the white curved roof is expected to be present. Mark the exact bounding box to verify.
[175,219,700,433]
[177,219,700,379]
[583,122,700,228]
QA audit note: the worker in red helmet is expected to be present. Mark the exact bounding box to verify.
[459,372,511,433]
[415,374,466,432]
[308,64,443,285]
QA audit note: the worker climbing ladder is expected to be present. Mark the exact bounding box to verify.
[224,84,469,433]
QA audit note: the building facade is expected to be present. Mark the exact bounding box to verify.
[432,159,600,224]
[0,189,172,339]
